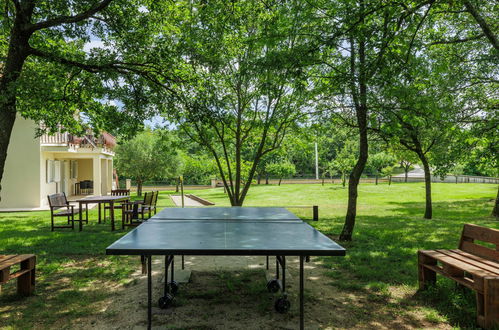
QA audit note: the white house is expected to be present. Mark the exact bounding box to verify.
[0,116,116,211]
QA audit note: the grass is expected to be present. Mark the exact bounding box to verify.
[0,182,497,328]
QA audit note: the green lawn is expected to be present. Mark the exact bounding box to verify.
[0,182,497,328]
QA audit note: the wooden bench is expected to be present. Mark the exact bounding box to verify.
[418,224,499,329]
[0,255,36,296]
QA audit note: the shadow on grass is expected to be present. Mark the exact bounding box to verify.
[310,198,497,328]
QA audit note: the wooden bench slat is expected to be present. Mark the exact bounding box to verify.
[449,249,499,272]
[460,241,499,262]
[420,250,495,277]
[462,224,499,246]
[0,255,17,264]
[0,254,35,269]
[437,249,499,275]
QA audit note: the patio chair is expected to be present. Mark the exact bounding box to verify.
[103,189,130,221]
[121,191,153,228]
[142,191,159,216]
[47,193,87,231]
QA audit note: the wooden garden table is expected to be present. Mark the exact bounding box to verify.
[76,195,129,231]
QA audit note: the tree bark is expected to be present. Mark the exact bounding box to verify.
[257,174,261,185]
[265,174,269,185]
[342,173,346,187]
[375,175,378,185]
[419,154,432,219]
[492,185,499,218]
[137,179,143,197]
[278,178,282,186]
[404,167,409,182]
[389,175,392,185]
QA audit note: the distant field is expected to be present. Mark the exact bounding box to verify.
[0,182,497,328]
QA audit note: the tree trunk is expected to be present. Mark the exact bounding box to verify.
[265,174,269,185]
[257,174,261,185]
[375,175,378,185]
[388,175,392,186]
[404,167,409,182]
[342,173,346,187]
[492,185,499,218]
[137,180,143,197]
[420,155,432,219]
[175,178,179,192]
[278,178,282,186]
[455,175,458,184]
[322,178,324,186]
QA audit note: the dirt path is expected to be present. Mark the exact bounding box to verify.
[71,256,450,330]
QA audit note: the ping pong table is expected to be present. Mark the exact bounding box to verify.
[106,207,346,329]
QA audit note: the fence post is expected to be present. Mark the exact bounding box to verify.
[313,205,319,221]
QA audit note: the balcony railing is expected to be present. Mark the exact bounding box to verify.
[39,126,116,151]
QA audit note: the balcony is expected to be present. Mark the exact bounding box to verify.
[40,127,116,154]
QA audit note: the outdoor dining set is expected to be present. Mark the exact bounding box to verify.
[47,190,159,231]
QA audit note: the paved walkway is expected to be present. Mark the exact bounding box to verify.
[169,195,204,206]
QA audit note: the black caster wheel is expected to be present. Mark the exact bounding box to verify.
[158,293,174,309]
[266,279,281,293]
[274,297,290,313]
[169,280,179,294]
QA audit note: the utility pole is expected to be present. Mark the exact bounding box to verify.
[315,142,319,180]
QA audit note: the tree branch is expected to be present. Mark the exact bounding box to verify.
[28,0,113,32]
[462,0,499,50]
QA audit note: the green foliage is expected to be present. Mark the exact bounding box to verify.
[331,141,357,187]
[367,152,396,183]
[114,130,179,183]
[265,161,296,185]
[179,153,218,185]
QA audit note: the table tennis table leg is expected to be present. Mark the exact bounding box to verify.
[147,255,152,330]
[300,255,304,330]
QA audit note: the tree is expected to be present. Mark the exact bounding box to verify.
[178,153,217,186]
[158,0,311,206]
[331,141,357,188]
[381,165,395,186]
[265,161,296,186]
[367,152,395,185]
[313,0,430,239]
[393,149,418,183]
[0,1,171,201]
[114,130,179,196]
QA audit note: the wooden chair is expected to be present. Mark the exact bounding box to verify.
[418,224,499,328]
[103,189,130,221]
[142,191,159,217]
[122,192,153,228]
[47,193,87,231]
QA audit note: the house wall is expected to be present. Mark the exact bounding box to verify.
[77,159,93,180]
[39,152,60,208]
[0,117,41,209]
